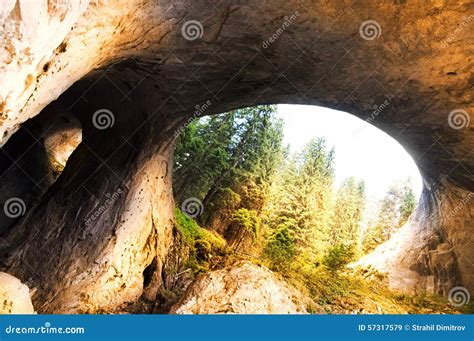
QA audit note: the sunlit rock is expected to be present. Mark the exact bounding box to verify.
[0,0,471,313]
[0,272,35,314]
[171,261,318,314]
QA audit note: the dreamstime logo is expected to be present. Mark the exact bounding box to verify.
[84,188,123,226]
[366,99,390,124]
[359,20,381,41]
[5,321,85,335]
[262,11,300,49]
[352,98,390,138]
[181,20,204,41]
[181,197,204,218]
[92,109,115,130]
[447,192,473,219]
[441,15,474,48]
[174,100,212,138]
[448,109,470,130]
[3,197,26,219]
[448,286,470,307]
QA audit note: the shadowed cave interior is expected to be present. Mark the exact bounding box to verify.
[0,0,472,314]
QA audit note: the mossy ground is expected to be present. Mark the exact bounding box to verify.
[174,208,228,273]
[276,266,473,314]
[174,207,471,315]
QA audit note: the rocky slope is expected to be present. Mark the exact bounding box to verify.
[171,261,317,314]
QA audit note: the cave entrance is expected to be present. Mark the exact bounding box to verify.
[172,104,423,277]
[0,64,469,313]
[0,0,472,315]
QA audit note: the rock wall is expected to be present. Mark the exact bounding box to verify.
[0,0,472,312]
[358,181,473,294]
[0,102,81,236]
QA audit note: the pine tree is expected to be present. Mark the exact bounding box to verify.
[263,138,336,267]
[330,177,366,250]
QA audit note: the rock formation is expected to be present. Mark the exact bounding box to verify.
[171,261,315,314]
[0,0,472,313]
[0,102,81,235]
[0,272,35,314]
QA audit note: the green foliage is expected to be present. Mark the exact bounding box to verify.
[230,208,260,238]
[209,187,241,211]
[173,105,286,242]
[322,243,356,271]
[236,178,267,211]
[174,208,227,272]
[173,105,284,209]
[282,264,466,314]
[263,137,336,264]
[170,105,459,314]
[263,227,296,271]
[330,177,365,253]
[399,182,417,227]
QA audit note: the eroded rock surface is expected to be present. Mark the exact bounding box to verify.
[171,262,316,314]
[0,102,81,235]
[0,0,472,313]
[358,182,473,294]
[0,271,35,314]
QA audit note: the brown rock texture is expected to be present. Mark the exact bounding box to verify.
[0,102,81,235]
[0,0,472,313]
[170,261,314,314]
[0,271,35,314]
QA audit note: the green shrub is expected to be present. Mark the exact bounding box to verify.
[174,208,228,272]
[230,208,260,238]
[211,188,241,211]
[264,227,296,271]
[322,243,356,271]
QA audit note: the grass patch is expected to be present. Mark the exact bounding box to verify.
[265,261,470,314]
[174,208,228,272]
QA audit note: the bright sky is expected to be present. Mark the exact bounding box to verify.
[277,104,423,202]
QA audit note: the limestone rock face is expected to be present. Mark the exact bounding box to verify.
[0,0,90,143]
[358,182,473,294]
[171,262,314,314]
[0,272,35,314]
[0,0,472,313]
[0,103,81,235]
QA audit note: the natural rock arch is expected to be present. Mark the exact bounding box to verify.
[0,0,472,313]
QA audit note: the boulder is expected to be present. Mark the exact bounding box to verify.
[171,262,318,314]
[0,272,35,314]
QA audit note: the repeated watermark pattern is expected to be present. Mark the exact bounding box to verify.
[174,100,212,138]
[359,20,382,41]
[92,109,115,130]
[181,197,204,218]
[448,286,470,307]
[352,98,391,138]
[447,192,473,219]
[181,20,204,41]
[366,99,391,124]
[0,2,472,316]
[3,197,26,219]
[441,15,474,48]
[262,11,300,49]
[448,109,470,130]
[85,188,124,226]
